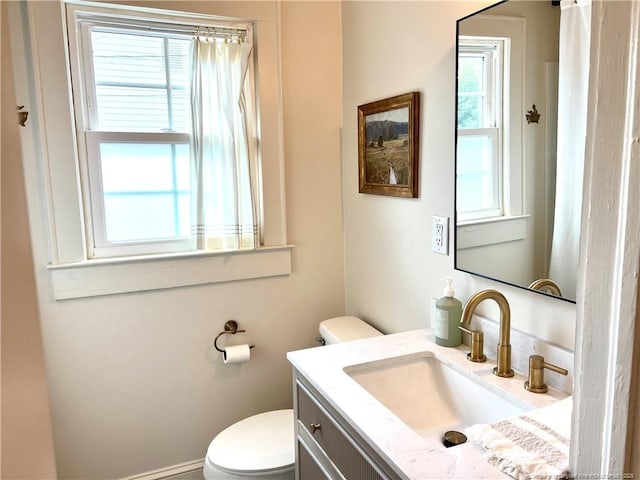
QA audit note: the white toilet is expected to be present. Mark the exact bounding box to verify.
[203,316,383,480]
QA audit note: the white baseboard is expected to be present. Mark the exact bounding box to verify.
[120,459,204,480]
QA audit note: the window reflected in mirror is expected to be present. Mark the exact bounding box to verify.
[454,0,590,304]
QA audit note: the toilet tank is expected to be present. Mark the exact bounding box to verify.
[319,316,383,345]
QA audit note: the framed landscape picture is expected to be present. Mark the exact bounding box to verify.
[357,92,420,198]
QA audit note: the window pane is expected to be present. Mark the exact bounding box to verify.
[100,143,189,191]
[174,146,191,191]
[458,56,484,93]
[95,86,169,131]
[457,135,498,213]
[92,32,166,86]
[457,95,482,129]
[99,143,190,241]
[91,30,191,132]
[103,193,189,241]
[168,38,191,131]
[170,89,189,132]
[458,55,486,129]
[167,39,191,87]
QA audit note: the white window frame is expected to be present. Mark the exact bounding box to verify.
[457,37,507,222]
[456,15,526,250]
[85,132,192,257]
[68,6,259,258]
[14,0,290,299]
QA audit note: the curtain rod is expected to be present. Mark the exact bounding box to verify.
[194,26,247,42]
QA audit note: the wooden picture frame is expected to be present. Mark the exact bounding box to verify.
[357,92,420,197]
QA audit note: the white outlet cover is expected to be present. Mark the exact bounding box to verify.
[432,215,449,255]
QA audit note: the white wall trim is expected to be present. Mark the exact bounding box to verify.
[119,459,204,480]
[456,214,528,249]
[571,0,640,476]
[48,245,293,300]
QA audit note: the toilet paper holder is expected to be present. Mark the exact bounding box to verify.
[214,320,256,353]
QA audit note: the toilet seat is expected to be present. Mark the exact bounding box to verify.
[206,409,294,476]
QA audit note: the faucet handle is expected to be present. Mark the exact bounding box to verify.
[524,355,568,393]
[458,325,486,363]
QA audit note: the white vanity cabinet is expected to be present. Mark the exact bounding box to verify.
[288,330,570,480]
[293,369,401,480]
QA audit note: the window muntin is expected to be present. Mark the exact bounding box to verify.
[457,37,507,222]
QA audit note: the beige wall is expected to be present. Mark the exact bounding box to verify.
[13,1,344,478]
[10,0,638,477]
[343,0,640,473]
[1,2,57,477]
[630,295,640,475]
[341,0,576,349]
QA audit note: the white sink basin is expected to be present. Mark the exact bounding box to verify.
[344,353,530,443]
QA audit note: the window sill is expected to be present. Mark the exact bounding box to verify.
[47,245,293,300]
[456,215,528,250]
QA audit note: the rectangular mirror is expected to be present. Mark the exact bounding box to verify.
[455,0,588,303]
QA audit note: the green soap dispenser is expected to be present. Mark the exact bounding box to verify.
[434,278,462,347]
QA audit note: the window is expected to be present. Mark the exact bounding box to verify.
[67,4,259,258]
[457,37,507,222]
[15,1,288,298]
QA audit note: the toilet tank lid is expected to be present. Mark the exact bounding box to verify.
[319,316,383,345]
[207,409,294,475]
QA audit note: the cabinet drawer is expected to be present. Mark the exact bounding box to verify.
[298,441,330,480]
[297,382,385,480]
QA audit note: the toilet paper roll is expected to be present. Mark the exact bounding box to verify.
[223,344,251,364]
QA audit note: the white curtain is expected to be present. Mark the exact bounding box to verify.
[548,0,591,300]
[190,37,258,251]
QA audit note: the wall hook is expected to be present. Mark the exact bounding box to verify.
[17,106,29,127]
[526,104,540,124]
[214,320,255,352]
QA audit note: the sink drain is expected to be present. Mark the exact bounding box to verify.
[442,430,467,448]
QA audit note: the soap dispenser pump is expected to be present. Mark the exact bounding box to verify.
[434,278,462,347]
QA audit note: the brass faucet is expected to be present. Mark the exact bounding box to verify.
[461,289,514,378]
[524,355,568,393]
[528,278,563,297]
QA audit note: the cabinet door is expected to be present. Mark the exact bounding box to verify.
[297,382,386,480]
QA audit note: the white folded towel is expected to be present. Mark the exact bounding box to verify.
[465,397,572,480]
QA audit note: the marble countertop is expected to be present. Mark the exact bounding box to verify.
[287,328,570,480]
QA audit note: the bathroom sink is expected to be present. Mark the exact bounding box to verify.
[344,353,530,443]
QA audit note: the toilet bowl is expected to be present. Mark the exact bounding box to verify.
[203,316,382,479]
[203,410,295,480]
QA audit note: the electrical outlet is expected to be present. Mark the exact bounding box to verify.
[432,215,449,255]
